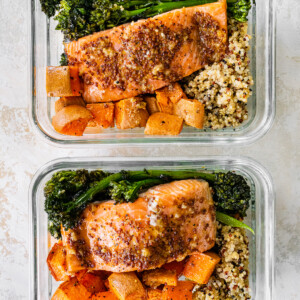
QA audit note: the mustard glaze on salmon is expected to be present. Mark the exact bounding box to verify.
[65,0,227,103]
[62,180,216,273]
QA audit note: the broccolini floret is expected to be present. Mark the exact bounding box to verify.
[40,0,61,18]
[227,0,253,22]
[44,169,108,238]
[59,52,68,66]
[213,171,251,217]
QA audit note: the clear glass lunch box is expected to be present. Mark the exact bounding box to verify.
[29,0,275,146]
[29,156,274,299]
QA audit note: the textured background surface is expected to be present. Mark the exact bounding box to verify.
[0,0,299,299]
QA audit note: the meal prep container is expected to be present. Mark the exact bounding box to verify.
[29,0,275,146]
[29,156,274,299]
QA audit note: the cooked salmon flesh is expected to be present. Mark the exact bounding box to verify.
[65,0,227,103]
[62,180,216,273]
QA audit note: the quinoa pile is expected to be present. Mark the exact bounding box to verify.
[193,222,251,300]
[183,19,254,129]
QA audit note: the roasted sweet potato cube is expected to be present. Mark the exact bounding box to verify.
[162,260,186,277]
[75,270,88,281]
[46,66,81,97]
[51,277,91,300]
[108,272,146,300]
[47,242,69,282]
[55,96,86,113]
[69,66,82,96]
[90,270,112,281]
[115,97,149,130]
[144,112,183,135]
[144,96,159,115]
[92,291,118,300]
[52,105,93,136]
[155,83,185,105]
[155,94,173,115]
[147,289,163,300]
[104,279,110,290]
[174,99,205,129]
[86,103,115,128]
[162,281,194,300]
[142,269,177,288]
[183,252,221,285]
[79,272,106,294]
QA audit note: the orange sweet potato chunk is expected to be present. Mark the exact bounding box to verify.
[174,99,205,129]
[108,272,146,300]
[92,291,118,300]
[47,66,81,97]
[142,269,177,288]
[147,289,163,300]
[156,83,185,104]
[79,272,106,294]
[69,66,82,96]
[52,105,93,136]
[47,242,69,282]
[86,103,115,128]
[75,270,88,281]
[162,281,194,300]
[162,260,186,277]
[115,97,149,130]
[182,252,221,285]
[155,94,174,115]
[51,277,91,300]
[55,96,86,113]
[144,112,183,135]
[144,96,159,115]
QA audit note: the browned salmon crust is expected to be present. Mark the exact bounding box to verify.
[65,0,227,103]
[62,180,216,273]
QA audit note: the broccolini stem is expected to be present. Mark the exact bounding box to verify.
[67,170,216,211]
[133,0,216,18]
[126,178,164,201]
[124,170,216,182]
[66,172,124,212]
[216,211,254,234]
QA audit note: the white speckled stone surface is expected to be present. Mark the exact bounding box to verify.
[0,0,299,299]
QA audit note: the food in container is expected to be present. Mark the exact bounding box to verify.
[34,0,262,140]
[29,157,274,299]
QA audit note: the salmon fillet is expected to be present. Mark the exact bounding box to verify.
[65,0,227,103]
[62,180,216,273]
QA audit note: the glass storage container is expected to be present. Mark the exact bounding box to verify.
[29,156,274,299]
[29,0,275,145]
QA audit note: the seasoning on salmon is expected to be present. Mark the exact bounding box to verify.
[62,180,216,273]
[65,0,227,103]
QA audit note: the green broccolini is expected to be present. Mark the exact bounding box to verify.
[59,52,68,66]
[40,0,253,41]
[227,0,253,22]
[44,169,108,238]
[213,171,250,217]
[55,0,95,40]
[40,0,61,17]
[216,211,254,234]
[44,169,251,238]
[109,179,164,203]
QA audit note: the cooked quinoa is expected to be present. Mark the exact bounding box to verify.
[193,222,251,300]
[183,19,254,129]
